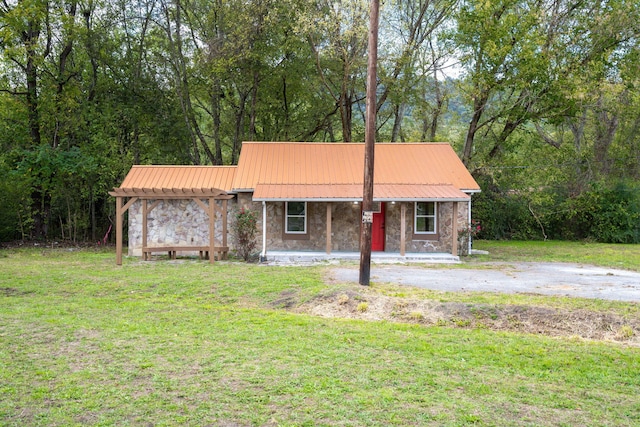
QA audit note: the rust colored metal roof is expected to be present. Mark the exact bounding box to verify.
[111,165,236,198]
[234,142,480,198]
[253,184,470,201]
[112,143,479,201]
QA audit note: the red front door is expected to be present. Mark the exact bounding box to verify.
[371,202,385,251]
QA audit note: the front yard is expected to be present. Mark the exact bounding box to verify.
[0,244,638,426]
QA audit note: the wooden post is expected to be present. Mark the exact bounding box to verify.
[359,0,380,286]
[400,203,406,257]
[326,203,332,254]
[116,197,123,265]
[142,199,148,260]
[452,202,459,257]
[209,198,216,264]
[222,199,228,255]
[111,194,138,265]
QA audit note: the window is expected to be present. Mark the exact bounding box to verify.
[415,202,436,234]
[285,201,307,234]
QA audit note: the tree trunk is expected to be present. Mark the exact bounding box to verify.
[390,103,406,142]
[232,90,249,164]
[339,89,353,142]
[249,71,259,141]
[211,83,223,165]
[462,93,489,166]
[593,94,620,177]
[428,70,445,141]
[24,13,47,239]
[52,1,78,149]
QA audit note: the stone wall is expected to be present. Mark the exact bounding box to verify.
[260,202,362,252]
[256,200,469,254]
[384,201,470,253]
[127,195,471,257]
[127,199,229,256]
[233,197,362,252]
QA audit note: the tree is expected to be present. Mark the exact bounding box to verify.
[454,0,640,169]
[306,0,369,142]
[377,0,457,142]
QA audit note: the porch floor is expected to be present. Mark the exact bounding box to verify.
[262,251,460,264]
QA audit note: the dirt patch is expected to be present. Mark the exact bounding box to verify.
[288,288,639,346]
[0,287,34,297]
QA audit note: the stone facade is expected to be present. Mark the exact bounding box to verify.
[254,199,469,254]
[127,194,471,257]
[127,199,228,256]
[384,201,470,254]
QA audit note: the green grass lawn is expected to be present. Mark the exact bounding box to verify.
[1,245,639,426]
[472,240,640,271]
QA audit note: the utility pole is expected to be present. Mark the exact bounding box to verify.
[359,0,380,286]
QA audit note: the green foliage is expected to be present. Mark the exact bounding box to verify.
[0,0,639,244]
[231,208,258,261]
[0,162,29,241]
[555,181,640,243]
[474,175,640,244]
[472,175,541,240]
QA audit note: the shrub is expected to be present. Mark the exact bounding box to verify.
[231,208,258,261]
[472,175,540,240]
[558,181,640,243]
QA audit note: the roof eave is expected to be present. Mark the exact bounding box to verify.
[252,197,470,202]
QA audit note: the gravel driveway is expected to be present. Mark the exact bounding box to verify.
[330,262,640,302]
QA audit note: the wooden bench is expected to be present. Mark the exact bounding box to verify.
[142,246,229,261]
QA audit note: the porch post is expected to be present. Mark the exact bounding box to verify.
[209,197,216,264]
[222,199,228,253]
[326,203,332,254]
[116,196,123,265]
[468,198,472,255]
[142,199,148,260]
[261,201,267,261]
[400,203,406,256]
[452,202,459,257]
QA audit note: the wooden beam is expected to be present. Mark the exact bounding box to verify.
[122,197,138,213]
[326,203,332,254]
[114,196,138,265]
[147,200,162,214]
[209,197,216,264]
[452,202,459,257]
[400,203,406,257]
[193,198,209,214]
[222,199,228,255]
[116,197,123,265]
[142,199,148,260]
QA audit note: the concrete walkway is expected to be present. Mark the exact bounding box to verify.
[262,251,460,264]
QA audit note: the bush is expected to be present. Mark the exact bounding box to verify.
[472,175,541,240]
[231,208,258,261]
[471,174,640,244]
[559,181,640,243]
[0,165,30,242]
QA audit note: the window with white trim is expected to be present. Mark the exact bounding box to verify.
[415,202,436,234]
[285,201,307,234]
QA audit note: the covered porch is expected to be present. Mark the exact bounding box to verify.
[253,184,473,260]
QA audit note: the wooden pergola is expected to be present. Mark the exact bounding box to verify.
[109,187,233,265]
